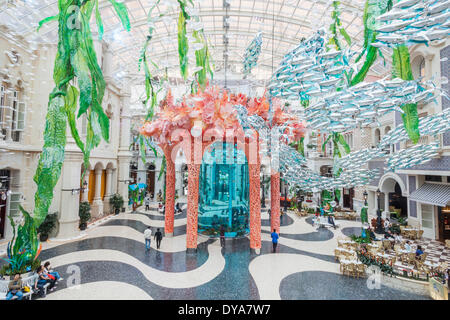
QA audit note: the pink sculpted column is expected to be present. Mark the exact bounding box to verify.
[249,134,261,254]
[249,164,261,253]
[270,171,280,233]
[186,162,201,251]
[186,139,201,252]
[162,145,175,237]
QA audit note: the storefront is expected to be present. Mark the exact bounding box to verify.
[438,205,450,242]
[410,182,450,241]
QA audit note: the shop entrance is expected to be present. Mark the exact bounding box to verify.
[438,205,450,242]
[0,169,10,239]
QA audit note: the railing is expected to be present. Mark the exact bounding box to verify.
[405,135,430,148]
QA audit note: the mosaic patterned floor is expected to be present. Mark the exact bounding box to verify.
[1,204,432,300]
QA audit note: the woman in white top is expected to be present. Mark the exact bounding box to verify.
[144,226,152,251]
[384,218,390,233]
[404,241,412,252]
[394,233,403,243]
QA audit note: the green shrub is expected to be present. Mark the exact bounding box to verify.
[109,193,124,211]
[37,212,58,241]
[350,234,371,244]
[79,201,91,226]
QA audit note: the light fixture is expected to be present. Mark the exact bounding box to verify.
[363,190,368,200]
[376,188,381,197]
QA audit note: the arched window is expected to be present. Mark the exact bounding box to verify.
[384,126,393,154]
[412,56,426,79]
[374,128,381,146]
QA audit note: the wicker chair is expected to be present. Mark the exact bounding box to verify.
[345,263,356,278]
[417,230,424,240]
[382,240,392,251]
[356,264,366,278]
[407,253,416,266]
[334,249,341,261]
[419,253,427,262]
[400,252,409,265]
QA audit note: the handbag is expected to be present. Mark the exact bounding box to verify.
[22,286,30,293]
[47,274,56,280]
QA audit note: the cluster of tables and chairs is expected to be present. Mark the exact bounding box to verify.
[335,238,367,278]
[334,232,448,281]
[360,238,447,279]
[333,211,358,220]
[400,226,424,240]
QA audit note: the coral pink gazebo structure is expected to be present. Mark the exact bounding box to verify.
[140,86,304,253]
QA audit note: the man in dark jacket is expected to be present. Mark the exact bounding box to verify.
[6,273,23,300]
[154,228,163,249]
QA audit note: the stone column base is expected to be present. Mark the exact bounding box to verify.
[186,248,197,254]
[165,232,173,237]
[251,248,261,255]
[56,219,80,239]
[91,200,104,218]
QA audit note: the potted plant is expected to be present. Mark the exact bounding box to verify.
[37,212,58,242]
[109,193,124,215]
[79,201,91,230]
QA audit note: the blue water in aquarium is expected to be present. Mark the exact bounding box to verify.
[198,141,250,238]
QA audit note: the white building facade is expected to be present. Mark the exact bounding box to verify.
[0,26,132,241]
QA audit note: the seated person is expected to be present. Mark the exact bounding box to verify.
[415,245,424,258]
[394,232,403,243]
[384,231,395,240]
[404,240,412,252]
[6,273,23,300]
[34,265,56,296]
[368,228,379,241]
[327,214,336,229]
[43,261,63,282]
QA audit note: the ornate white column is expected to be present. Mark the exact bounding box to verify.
[56,151,83,239]
[92,167,104,218]
[106,168,113,197]
[117,82,132,207]
[384,192,390,217]
[103,167,113,213]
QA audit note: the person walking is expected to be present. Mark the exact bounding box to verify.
[144,226,152,251]
[220,225,225,248]
[271,229,279,253]
[154,228,163,249]
[144,195,151,211]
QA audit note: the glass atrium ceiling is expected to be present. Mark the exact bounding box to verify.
[0,0,392,83]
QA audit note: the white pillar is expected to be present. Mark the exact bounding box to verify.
[384,192,389,213]
[56,151,83,239]
[91,167,104,218]
[106,168,113,197]
[103,168,113,213]
[82,169,90,202]
[118,87,132,207]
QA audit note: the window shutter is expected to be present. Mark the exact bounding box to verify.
[8,192,22,217]
[16,102,26,131]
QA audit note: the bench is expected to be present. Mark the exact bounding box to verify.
[0,274,51,300]
[314,217,340,229]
